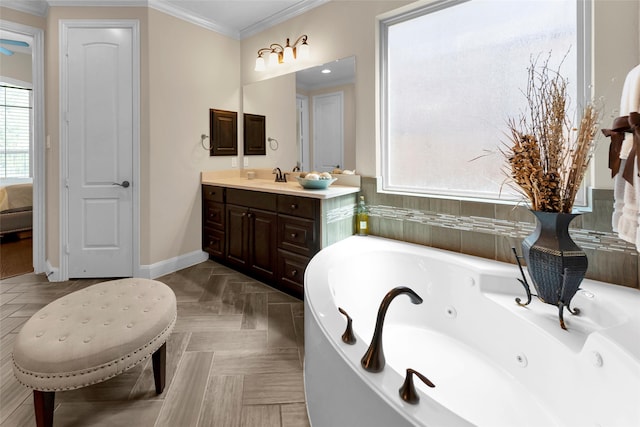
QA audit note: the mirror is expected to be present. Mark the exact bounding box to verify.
[242,56,356,172]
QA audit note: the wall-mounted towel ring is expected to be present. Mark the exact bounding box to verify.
[268,137,279,151]
[201,134,213,151]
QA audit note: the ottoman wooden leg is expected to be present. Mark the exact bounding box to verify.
[33,390,54,427]
[152,342,167,394]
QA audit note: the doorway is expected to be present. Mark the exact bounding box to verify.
[0,20,45,277]
[312,91,344,172]
[60,20,140,280]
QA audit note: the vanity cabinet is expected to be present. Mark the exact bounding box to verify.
[226,189,278,282]
[202,185,225,258]
[276,195,320,296]
[202,185,326,298]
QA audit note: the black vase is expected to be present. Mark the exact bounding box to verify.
[521,210,588,314]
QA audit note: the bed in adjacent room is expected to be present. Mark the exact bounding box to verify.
[0,178,33,236]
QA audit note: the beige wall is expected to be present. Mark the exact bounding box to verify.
[0,7,46,29]
[0,52,32,84]
[146,9,240,265]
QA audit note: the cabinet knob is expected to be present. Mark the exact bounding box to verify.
[290,204,298,209]
[290,233,297,238]
[290,269,298,277]
[242,212,247,217]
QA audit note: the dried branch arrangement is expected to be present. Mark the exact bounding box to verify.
[504,55,600,213]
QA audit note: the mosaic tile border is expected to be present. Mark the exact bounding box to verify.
[368,205,638,256]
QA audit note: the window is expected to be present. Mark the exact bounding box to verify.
[0,84,32,178]
[380,0,589,204]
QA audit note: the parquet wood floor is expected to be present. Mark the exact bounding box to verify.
[0,260,310,426]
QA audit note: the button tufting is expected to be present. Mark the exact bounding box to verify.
[126,323,134,328]
[35,331,44,338]
[104,320,111,326]
[122,306,129,311]
[60,315,68,321]
[59,335,67,342]
[143,308,150,312]
[83,337,92,343]
[81,319,90,324]
[39,314,47,319]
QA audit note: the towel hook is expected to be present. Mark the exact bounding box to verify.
[268,137,279,151]
[201,134,213,151]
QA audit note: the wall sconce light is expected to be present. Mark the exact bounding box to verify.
[255,35,309,71]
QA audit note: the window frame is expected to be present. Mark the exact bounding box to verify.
[378,0,593,207]
[0,80,33,179]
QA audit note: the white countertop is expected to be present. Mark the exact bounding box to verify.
[201,170,360,200]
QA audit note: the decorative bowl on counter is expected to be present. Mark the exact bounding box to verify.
[296,177,337,189]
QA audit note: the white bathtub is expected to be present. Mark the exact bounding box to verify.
[304,236,640,427]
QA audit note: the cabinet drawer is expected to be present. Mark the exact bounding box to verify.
[278,215,318,256]
[203,228,224,258]
[277,249,310,290]
[227,188,276,211]
[277,195,318,219]
[203,201,224,229]
[203,185,224,203]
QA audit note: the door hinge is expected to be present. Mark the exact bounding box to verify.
[64,244,70,255]
[64,178,69,188]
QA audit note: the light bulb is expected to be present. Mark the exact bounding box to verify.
[297,42,310,60]
[269,51,279,67]
[283,45,294,63]
[255,56,265,71]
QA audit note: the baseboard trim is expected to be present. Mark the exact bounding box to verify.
[45,260,60,282]
[138,250,209,279]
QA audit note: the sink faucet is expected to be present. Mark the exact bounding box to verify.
[272,167,287,182]
[361,286,423,372]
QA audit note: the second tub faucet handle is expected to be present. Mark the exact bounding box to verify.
[338,307,356,344]
[399,368,435,404]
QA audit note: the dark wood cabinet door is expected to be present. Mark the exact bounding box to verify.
[225,205,248,268]
[210,109,238,156]
[248,209,277,280]
[243,113,266,155]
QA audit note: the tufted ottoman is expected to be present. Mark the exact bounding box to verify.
[12,278,177,427]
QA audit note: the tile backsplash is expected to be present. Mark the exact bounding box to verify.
[359,177,639,289]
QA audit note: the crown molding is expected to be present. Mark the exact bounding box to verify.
[48,0,146,6]
[0,1,49,17]
[240,0,328,39]
[148,0,240,39]
[1,0,328,40]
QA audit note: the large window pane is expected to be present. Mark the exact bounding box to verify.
[0,85,32,178]
[382,0,584,202]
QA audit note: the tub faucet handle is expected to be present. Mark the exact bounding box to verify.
[399,368,435,404]
[338,307,356,345]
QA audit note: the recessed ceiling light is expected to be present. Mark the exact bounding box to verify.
[321,69,332,74]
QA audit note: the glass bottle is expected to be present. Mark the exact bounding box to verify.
[356,196,369,236]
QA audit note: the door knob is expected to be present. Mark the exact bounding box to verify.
[113,180,130,188]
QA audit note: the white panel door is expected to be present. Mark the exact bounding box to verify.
[312,92,344,172]
[66,26,134,278]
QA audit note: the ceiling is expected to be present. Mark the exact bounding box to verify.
[1,0,328,39]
